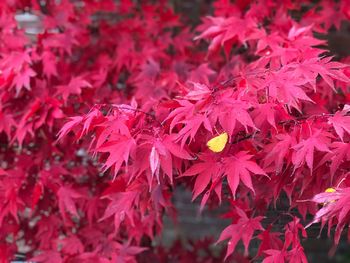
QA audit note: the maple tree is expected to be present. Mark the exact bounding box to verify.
[1,0,350,262]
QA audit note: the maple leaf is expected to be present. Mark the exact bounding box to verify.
[57,186,85,223]
[262,249,288,263]
[266,71,313,111]
[56,76,92,102]
[100,191,139,232]
[0,50,37,96]
[165,100,195,130]
[96,134,136,179]
[217,207,264,259]
[318,141,350,178]
[35,215,62,250]
[302,1,344,32]
[224,151,267,197]
[0,51,32,79]
[286,57,350,91]
[161,134,193,160]
[188,64,216,86]
[183,151,266,207]
[214,97,256,136]
[60,235,84,255]
[114,241,148,261]
[148,134,192,185]
[262,218,307,263]
[328,106,350,141]
[57,116,84,140]
[292,129,331,171]
[287,246,308,263]
[284,217,307,249]
[113,35,137,72]
[257,227,283,257]
[12,65,36,96]
[183,153,223,201]
[184,82,212,101]
[252,103,278,130]
[264,134,296,174]
[175,114,212,148]
[195,15,263,56]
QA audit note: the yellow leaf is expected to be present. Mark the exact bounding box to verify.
[207,132,228,153]
[325,188,335,193]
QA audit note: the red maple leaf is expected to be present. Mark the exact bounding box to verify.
[100,191,139,232]
[57,186,85,223]
[183,153,223,202]
[224,151,267,197]
[12,65,36,95]
[257,227,283,257]
[328,106,350,141]
[97,134,136,179]
[292,129,331,172]
[264,133,296,174]
[195,15,263,56]
[56,76,92,102]
[319,141,350,179]
[217,207,264,259]
[59,235,84,255]
[262,249,288,263]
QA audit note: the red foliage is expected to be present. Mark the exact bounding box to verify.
[0,0,350,262]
